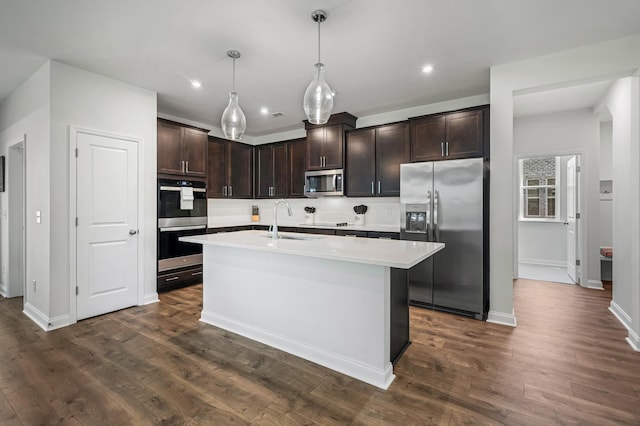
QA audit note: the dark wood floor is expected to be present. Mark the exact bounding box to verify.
[1,279,639,425]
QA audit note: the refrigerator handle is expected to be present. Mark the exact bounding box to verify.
[434,190,440,242]
[426,190,432,241]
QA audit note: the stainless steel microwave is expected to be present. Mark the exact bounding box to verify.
[304,169,344,197]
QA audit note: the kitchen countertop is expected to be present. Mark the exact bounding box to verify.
[207,219,400,233]
[181,230,443,269]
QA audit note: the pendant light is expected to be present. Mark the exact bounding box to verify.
[221,50,246,140]
[303,10,334,125]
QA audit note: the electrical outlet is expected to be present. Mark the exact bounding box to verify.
[32,280,36,292]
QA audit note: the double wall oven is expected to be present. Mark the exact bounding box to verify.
[157,178,207,291]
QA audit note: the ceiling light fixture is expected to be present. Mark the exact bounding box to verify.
[422,65,434,73]
[191,80,202,88]
[260,107,269,115]
[221,50,246,141]
[303,9,334,125]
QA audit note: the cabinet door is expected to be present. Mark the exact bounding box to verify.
[255,145,273,198]
[207,138,227,198]
[307,127,324,170]
[182,127,207,177]
[376,123,409,197]
[272,143,288,197]
[288,138,307,198]
[157,120,184,175]
[345,129,376,197]
[410,115,445,162]
[445,110,483,159]
[228,142,254,198]
[323,124,343,169]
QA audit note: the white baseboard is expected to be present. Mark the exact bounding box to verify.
[627,329,640,352]
[142,292,159,305]
[23,303,73,331]
[519,259,566,268]
[486,309,517,327]
[609,300,632,331]
[23,302,50,332]
[586,279,604,290]
[201,310,395,390]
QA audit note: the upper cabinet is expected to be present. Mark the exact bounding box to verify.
[207,137,253,199]
[256,143,288,198]
[409,106,488,162]
[157,119,208,177]
[305,112,357,170]
[287,138,307,198]
[346,123,409,197]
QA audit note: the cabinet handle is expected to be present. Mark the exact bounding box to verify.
[185,160,189,173]
[223,186,227,196]
[371,181,374,194]
[441,142,444,157]
[378,181,381,194]
[229,186,233,197]
[445,142,449,157]
[165,276,180,282]
[191,271,203,276]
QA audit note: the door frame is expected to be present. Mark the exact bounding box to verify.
[68,125,145,324]
[6,135,27,299]
[513,150,587,286]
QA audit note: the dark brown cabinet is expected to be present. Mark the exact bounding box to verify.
[256,143,288,198]
[346,123,409,197]
[157,119,208,177]
[287,138,307,198]
[305,113,357,170]
[207,137,253,199]
[409,107,487,162]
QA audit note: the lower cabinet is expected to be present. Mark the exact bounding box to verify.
[157,266,203,293]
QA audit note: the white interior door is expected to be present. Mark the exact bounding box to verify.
[566,156,579,283]
[76,131,139,320]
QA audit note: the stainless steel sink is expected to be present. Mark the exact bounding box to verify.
[264,233,323,241]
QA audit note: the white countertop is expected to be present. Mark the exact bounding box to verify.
[181,230,443,269]
[207,219,400,233]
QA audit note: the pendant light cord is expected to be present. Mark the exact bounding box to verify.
[232,58,236,92]
[317,19,321,64]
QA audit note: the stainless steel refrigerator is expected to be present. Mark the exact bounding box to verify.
[400,158,489,319]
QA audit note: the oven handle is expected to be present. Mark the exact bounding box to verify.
[159,186,206,193]
[159,225,207,232]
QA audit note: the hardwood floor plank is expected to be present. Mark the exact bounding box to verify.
[1,279,639,425]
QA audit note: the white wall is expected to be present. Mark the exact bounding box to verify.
[490,35,640,347]
[0,62,51,320]
[514,110,601,285]
[0,60,158,330]
[518,222,567,267]
[597,77,640,346]
[600,121,613,180]
[48,61,158,324]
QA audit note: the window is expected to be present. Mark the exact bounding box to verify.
[519,157,559,220]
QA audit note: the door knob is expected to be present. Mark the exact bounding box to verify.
[129,229,138,235]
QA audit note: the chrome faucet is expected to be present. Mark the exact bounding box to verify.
[272,199,293,240]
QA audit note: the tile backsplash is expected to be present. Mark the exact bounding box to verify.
[208,197,401,227]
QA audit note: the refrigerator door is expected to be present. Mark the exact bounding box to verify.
[400,162,434,305]
[432,158,484,314]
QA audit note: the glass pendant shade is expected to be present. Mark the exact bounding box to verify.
[221,91,246,141]
[303,63,334,125]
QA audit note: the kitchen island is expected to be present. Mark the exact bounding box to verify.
[180,230,444,389]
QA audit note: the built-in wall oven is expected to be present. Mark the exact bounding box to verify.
[157,179,207,275]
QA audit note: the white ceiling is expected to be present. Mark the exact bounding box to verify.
[1,0,640,136]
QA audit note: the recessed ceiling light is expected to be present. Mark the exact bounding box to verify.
[422,65,434,74]
[190,80,202,88]
[260,107,269,115]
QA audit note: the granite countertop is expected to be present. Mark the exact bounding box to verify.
[181,230,443,269]
[207,219,400,233]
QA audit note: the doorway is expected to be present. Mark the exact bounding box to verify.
[515,154,582,285]
[7,137,26,299]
